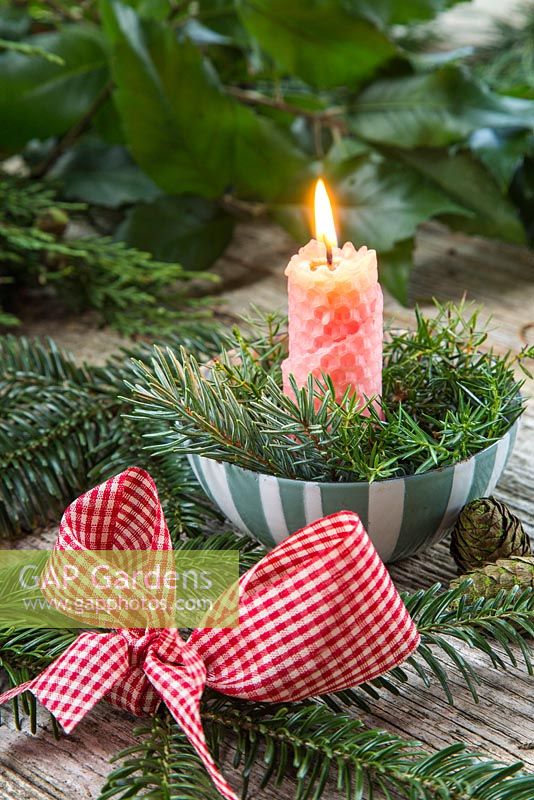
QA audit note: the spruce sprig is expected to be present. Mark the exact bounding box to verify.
[128,304,528,482]
[0,335,120,533]
[0,333,224,538]
[99,713,223,800]
[406,583,534,703]
[102,701,534,800]
[323,583,534,710]
[204,698,534,800]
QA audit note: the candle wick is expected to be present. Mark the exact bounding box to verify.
[326,244,333,267]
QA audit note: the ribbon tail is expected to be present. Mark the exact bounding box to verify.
[144,650,238,800]
[0,632,130,733]
[0,680,34,705]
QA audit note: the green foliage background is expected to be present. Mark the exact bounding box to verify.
[0,0,533,307]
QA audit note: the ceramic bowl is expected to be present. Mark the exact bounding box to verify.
[187,420,519,563]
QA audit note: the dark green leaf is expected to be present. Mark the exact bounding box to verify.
[101,0,307,199]
[0,7,31,40]
[92,95,127,144]
[116,194,234,270]
[378,238,414,305]
[275,153,464,251]
[49,138,161,207]
[350,66,534,149]
[124,0,172,19]
[237,0,396,89]
[192,0,250,47]
[0,24,109,151]
[332,156,465,250]
[343,0,464,26]
[469,128,533,191]
[390,146,526,243]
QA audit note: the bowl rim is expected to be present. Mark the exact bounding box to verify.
[190,416,520,489]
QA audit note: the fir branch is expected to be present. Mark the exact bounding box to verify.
[0,177,80,223]
[201,698,534,800]
[405,583,534,704]
[0,627,79,674]
[100,712,224,800]
[0,335,121,535]
[0,333,225,538]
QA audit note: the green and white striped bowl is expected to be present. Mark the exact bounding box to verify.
[187,420,519,563]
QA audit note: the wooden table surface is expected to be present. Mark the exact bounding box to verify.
[1,220,533,799]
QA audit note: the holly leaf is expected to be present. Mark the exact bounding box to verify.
[0,24,109,151]
[469,128,533,192]
[378,238,415,305]
[334,157,466,251]
[115,194,235,271]
[191,0,250,47]
[343,0,464,26]
[350,66,534,149]
[390,146,526,243]
[124,0,172,19]
[101,0,307,199]
[237,0,396,89]
[275,153,465,252]
[49,138,161,207]
[0,6,30,40]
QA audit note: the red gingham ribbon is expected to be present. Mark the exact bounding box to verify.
[0,468,420,800]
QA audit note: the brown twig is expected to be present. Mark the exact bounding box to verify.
[31,80,114,179]
[226,86,347,130]
[220,194,267,218]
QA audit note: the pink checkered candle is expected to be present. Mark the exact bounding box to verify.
[282,179,383,408]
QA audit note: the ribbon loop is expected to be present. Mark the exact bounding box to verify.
[0,468,420,800]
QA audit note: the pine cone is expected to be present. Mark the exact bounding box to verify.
[450,556,534,601]
[450,497,530,573]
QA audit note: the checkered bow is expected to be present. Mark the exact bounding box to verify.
[0,467,420,800]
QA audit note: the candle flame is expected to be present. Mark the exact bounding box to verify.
[314,178,338,265]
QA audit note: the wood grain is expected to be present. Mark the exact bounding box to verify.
[3,218,534,799]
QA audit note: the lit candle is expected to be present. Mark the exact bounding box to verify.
[282,179,383,409]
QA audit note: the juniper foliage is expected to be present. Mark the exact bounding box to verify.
[0,173,216,335]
